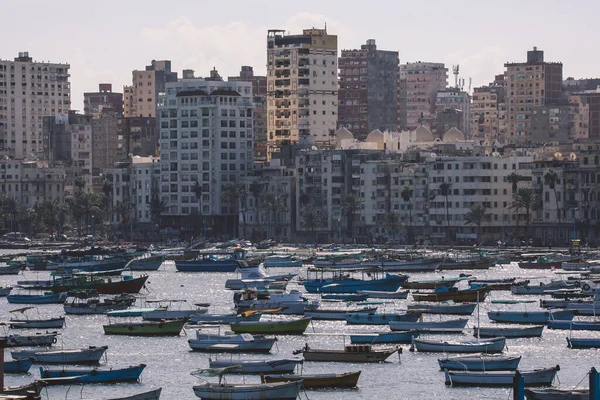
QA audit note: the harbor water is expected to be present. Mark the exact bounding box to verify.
[1,251,597,400]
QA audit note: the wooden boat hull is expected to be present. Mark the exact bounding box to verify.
[230,317,311,335]
[402,280,459,290]
[50,275,148,294]
[0,286,13,296]
[10,317,65,329]
[379,259,441,272]
[40,363,146,384]
[193,380,302,400]
[208,358,303,374]
[104,388,162,400]
[548,320,600,331]
[350,330,419,344]
[411,337,506,353]
[4,358,34,373]
[444,366,560,387]
[11,346,108,364]
[7,292,67,304]
[345,311,421,325]
[412,288,488,302]
[518,261,562,269]
[5,332,58,347]
[188,313,261,324]
[301,348,396,363]
[188,335,276,353]
[103,319,185,336]
[407,303,476,315]
[303,273,407,294]
[261,371,361,389]
[488,310,575,324]
[439,355,521,371]
[566,337,600,348]
[126,255,165,271]
[474,326,544,338]
[0,264,23,275]
[304,307,376,321]
[389,318,469,332]
[356,290,409,299]
[439,259,492,270]
[525,388,589,400]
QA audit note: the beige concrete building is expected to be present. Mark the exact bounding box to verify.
[399,62,447,130]
[471,84,504,141]
[266,28,338,157]
[124,60,177,118]
[504,47,563,144]
[0,159,66,207]
[0,52,70,159]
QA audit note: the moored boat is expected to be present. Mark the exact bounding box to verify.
[302,268,407,294]
[410,336,506,353]
[474,325,544,338]
[50,272,149,294]
[389,318,469,333]
[488,309,575,324]
[356,290,409,299]
[295,344,397,363]
[208,357,303,374]
[193,376,302,400]
[7,291,67,304]
[305,306,377,321]
[175,249,246,272]
[350,330,419,344]
[4,357,34,373]
[103,319,185,336]
[566,337,600,348]
[5,331,59,347]
[439,258,492,270]
[525,388,589,400]
[126,253,165,271]
[261,371,361,389]
[345,311,421,325]
[11,345,108,364]
[64,290,136,315]
[402,277,464,290]
[548,319,600,331]
[102,388,162,400]
[230,316,312,335]
[188,331,277,353]
[438,355,521,371]
[511,281,574,295]
[443,365,560,387]
[407,302,476,315]
[39,363,146,385]
[412,286,489,302]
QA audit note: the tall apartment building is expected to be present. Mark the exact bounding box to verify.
[124,60,177,118]
[0,52,70,159]
[83,84,123,116]
[570,89,600,140]
[338,39,399,139]
[471,83,505,141]
[266,28,338,156]
[504,47,563,144]
[91,112,125,176]
[119,117,158,158]
[434,88,471,137]
[0,159,66,207]
[229,66,268,161]
[399,62,447,130]
[158,75,253,236]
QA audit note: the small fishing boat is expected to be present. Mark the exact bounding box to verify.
[234,289,319,315]
[103,319,185,336]
[302,268,408,294]
[295,344,398,363]
[89,388,162,400]
[438,355,521,371]
[208,357,304,374]
[64,290,136,315]
[262,254,303,268]
[511,281,574,295]
[8,307,65,330]
[305,306,377,321]
[39,363,146,385]
[566,337,600,348]
[474,325,544,338]
[443,365,560,387]
[488,309,575,324]
[468,278,516,291]
[188,312,261,325]
[7,291,67,304]
[411,286,489,302]
[0,381,44,396]
[50,272,149,294]
[106,307,164,318]
[321,293,368,302]
[11,345,108,364]
[225,278,288,291]
[356,290,409,299]
[350,330,419,344]
[192,366,303,400]
[439,258,493,270]
[188,331,277,353]
[0,263,22,275]
[548,319,600,331]
[175,250,246,272]
[345,311,421,325]
[261,371,361,389]
[4,358,34,373]
[402,277,464,290]
[377,257,442,272]
[410,336,506,353]
[0,286,13,296]
[5,331,59,347]
[141,300,208,321]
[525,388,589,400]
[126,253,165,271]
[407,302,476,315]
[230,316,312,335]
[389,318,469,333]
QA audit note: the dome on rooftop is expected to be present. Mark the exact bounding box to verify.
[415,125,433,142]
[443,127,465,142]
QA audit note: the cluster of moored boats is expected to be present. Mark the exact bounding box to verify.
[1,244,600,399]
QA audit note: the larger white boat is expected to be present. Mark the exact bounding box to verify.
[188,331,277,353]
[234,289,319,315]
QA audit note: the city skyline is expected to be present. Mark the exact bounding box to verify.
[3,0,599,111]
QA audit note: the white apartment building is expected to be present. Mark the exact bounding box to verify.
[0,52,70,159]
[266,29,338,155]
[158,78,254,230]
[0,159,66,207]
[425,154,533,244]
[104,156,160,225]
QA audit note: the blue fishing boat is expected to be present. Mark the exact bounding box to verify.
[549,320,600,331]
[7,292,67,304]
[345,311,422,325]
[46,256,127,273]
[302,268,407,294]
[321,294,368,302]
[488,309,575,324]
[438,355,522,371]
[350,330,419,344]
[39,363,146,385]
[175,250,246,272]
[5,358,34,373]
[566,337,600,348]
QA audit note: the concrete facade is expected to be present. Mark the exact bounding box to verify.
[0,159,66,207]
[124,60,177,118]
[84,84,123,116]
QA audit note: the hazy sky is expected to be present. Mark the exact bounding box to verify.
[3,0,598,110]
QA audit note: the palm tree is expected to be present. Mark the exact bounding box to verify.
[401,185,414,244]
[260,191,288,240]
[342,193,363,239]
[222,181,246,238]
[301,208,320,241]
[191,180,205,238]
[383,212,401,243]
[544,169,561,242]
[506,172,522,194]
[148,196,168,233]
[101,179,113,232]
[439,182,452,242]
[114,201,134,238]
[511,188,541,240]
[463,204,492,244]
[74,176,86,194]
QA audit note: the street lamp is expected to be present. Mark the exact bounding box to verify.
[337,217,342,243]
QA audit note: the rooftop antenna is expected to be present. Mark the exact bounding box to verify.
[468,77,472,93]
[453,65,460,88]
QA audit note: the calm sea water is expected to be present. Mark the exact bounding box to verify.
[0,250,598,400]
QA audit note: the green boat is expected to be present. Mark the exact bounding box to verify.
[103,319,185,336]
[230,317,312,335]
